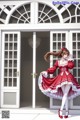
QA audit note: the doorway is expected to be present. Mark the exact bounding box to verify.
[20,31,50,108]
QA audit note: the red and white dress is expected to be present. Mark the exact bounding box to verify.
[38,59,80,99]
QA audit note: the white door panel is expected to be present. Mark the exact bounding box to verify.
[1,31,21,108]
[50,31,80,109]
[50,31,69,109]
[70,31,80,109]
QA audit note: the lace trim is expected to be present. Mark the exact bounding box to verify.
[38,74,80,100]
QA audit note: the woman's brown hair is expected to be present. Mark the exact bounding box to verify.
[44,48,70,62]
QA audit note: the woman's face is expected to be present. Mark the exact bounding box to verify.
[62,50,69,59]
[62,54,68,59]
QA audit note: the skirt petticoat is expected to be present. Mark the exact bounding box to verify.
[38,72,80,100]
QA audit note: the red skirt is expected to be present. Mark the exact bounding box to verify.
[38,72,80,99]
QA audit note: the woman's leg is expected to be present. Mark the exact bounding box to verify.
[60,85,71,113]
[61,85,68,111]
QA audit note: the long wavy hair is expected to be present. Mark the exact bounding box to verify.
[44,48,70,62]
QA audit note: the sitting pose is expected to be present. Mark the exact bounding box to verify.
[38,48,80,118]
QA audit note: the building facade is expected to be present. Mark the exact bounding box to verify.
[0,0,80,110]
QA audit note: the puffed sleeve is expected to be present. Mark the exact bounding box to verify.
[68,61,74,69]
[47,60,58,74]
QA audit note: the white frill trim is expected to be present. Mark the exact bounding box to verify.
[38,74,80,100]
[40,71,48,78]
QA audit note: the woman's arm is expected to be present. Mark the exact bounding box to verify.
[67,55,74,69]
[47,60,58,74]
[68,61,74,69]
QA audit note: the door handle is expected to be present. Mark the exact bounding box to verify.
[31,73,37,78]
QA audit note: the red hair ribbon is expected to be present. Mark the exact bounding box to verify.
[61,47,67,51]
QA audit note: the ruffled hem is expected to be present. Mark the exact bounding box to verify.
[38,74,80,100]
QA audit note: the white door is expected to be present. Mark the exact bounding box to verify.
[50,31,69,109]
[1,31,21,108]
[70,31,80,109]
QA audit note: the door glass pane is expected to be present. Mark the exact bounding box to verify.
[14,60,17,67]
[5,52,8,58]
[13,69,17,77]
[14,34,17,41]
[4,78,7,86]
[9,78,12,86]
[62,33,66,41]
[14,43,17,50]
[13,78,17,86]
[77,33,80,41]
[5,34,8,41]
[9,60,12,67]
[73,33,76,41]
[4,60,8,67]
[53,34,56,41]
[5,43,8,50]
[36,32,49,108]
[9,34,13,41]
[20,32,32,108]
[9,43,13,50]
[58,33,61,41]
[14,52,17,58]
[4,69,7,77]
[9,51,13,58]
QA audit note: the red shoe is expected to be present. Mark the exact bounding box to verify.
[64,110,69,118]
[64,116,68,118]
[58,109,63,119]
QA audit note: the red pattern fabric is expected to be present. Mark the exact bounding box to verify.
[38,60,80,99]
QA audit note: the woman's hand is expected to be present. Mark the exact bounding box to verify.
[44,52,51,62]
[40,71,48,78]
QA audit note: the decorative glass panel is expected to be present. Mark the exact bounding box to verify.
[9,4,30,24]
[38,3,60,23]
[4,34,18,87]
[54,4,80,23]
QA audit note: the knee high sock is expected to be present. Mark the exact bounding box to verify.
[60,85,71,111]
[65,98,68,111]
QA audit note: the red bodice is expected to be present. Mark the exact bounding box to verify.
[47,60,74,75]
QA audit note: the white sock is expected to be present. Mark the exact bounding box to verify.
[60,85,71,111]
[65,99,68,116]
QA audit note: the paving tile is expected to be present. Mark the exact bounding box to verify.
[0,112,80,120]
[33,114,80,120]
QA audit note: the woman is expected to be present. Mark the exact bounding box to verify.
[38,48,80,118]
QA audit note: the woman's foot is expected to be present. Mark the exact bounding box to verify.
[58,109,63,119]
[64,110,69,118]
